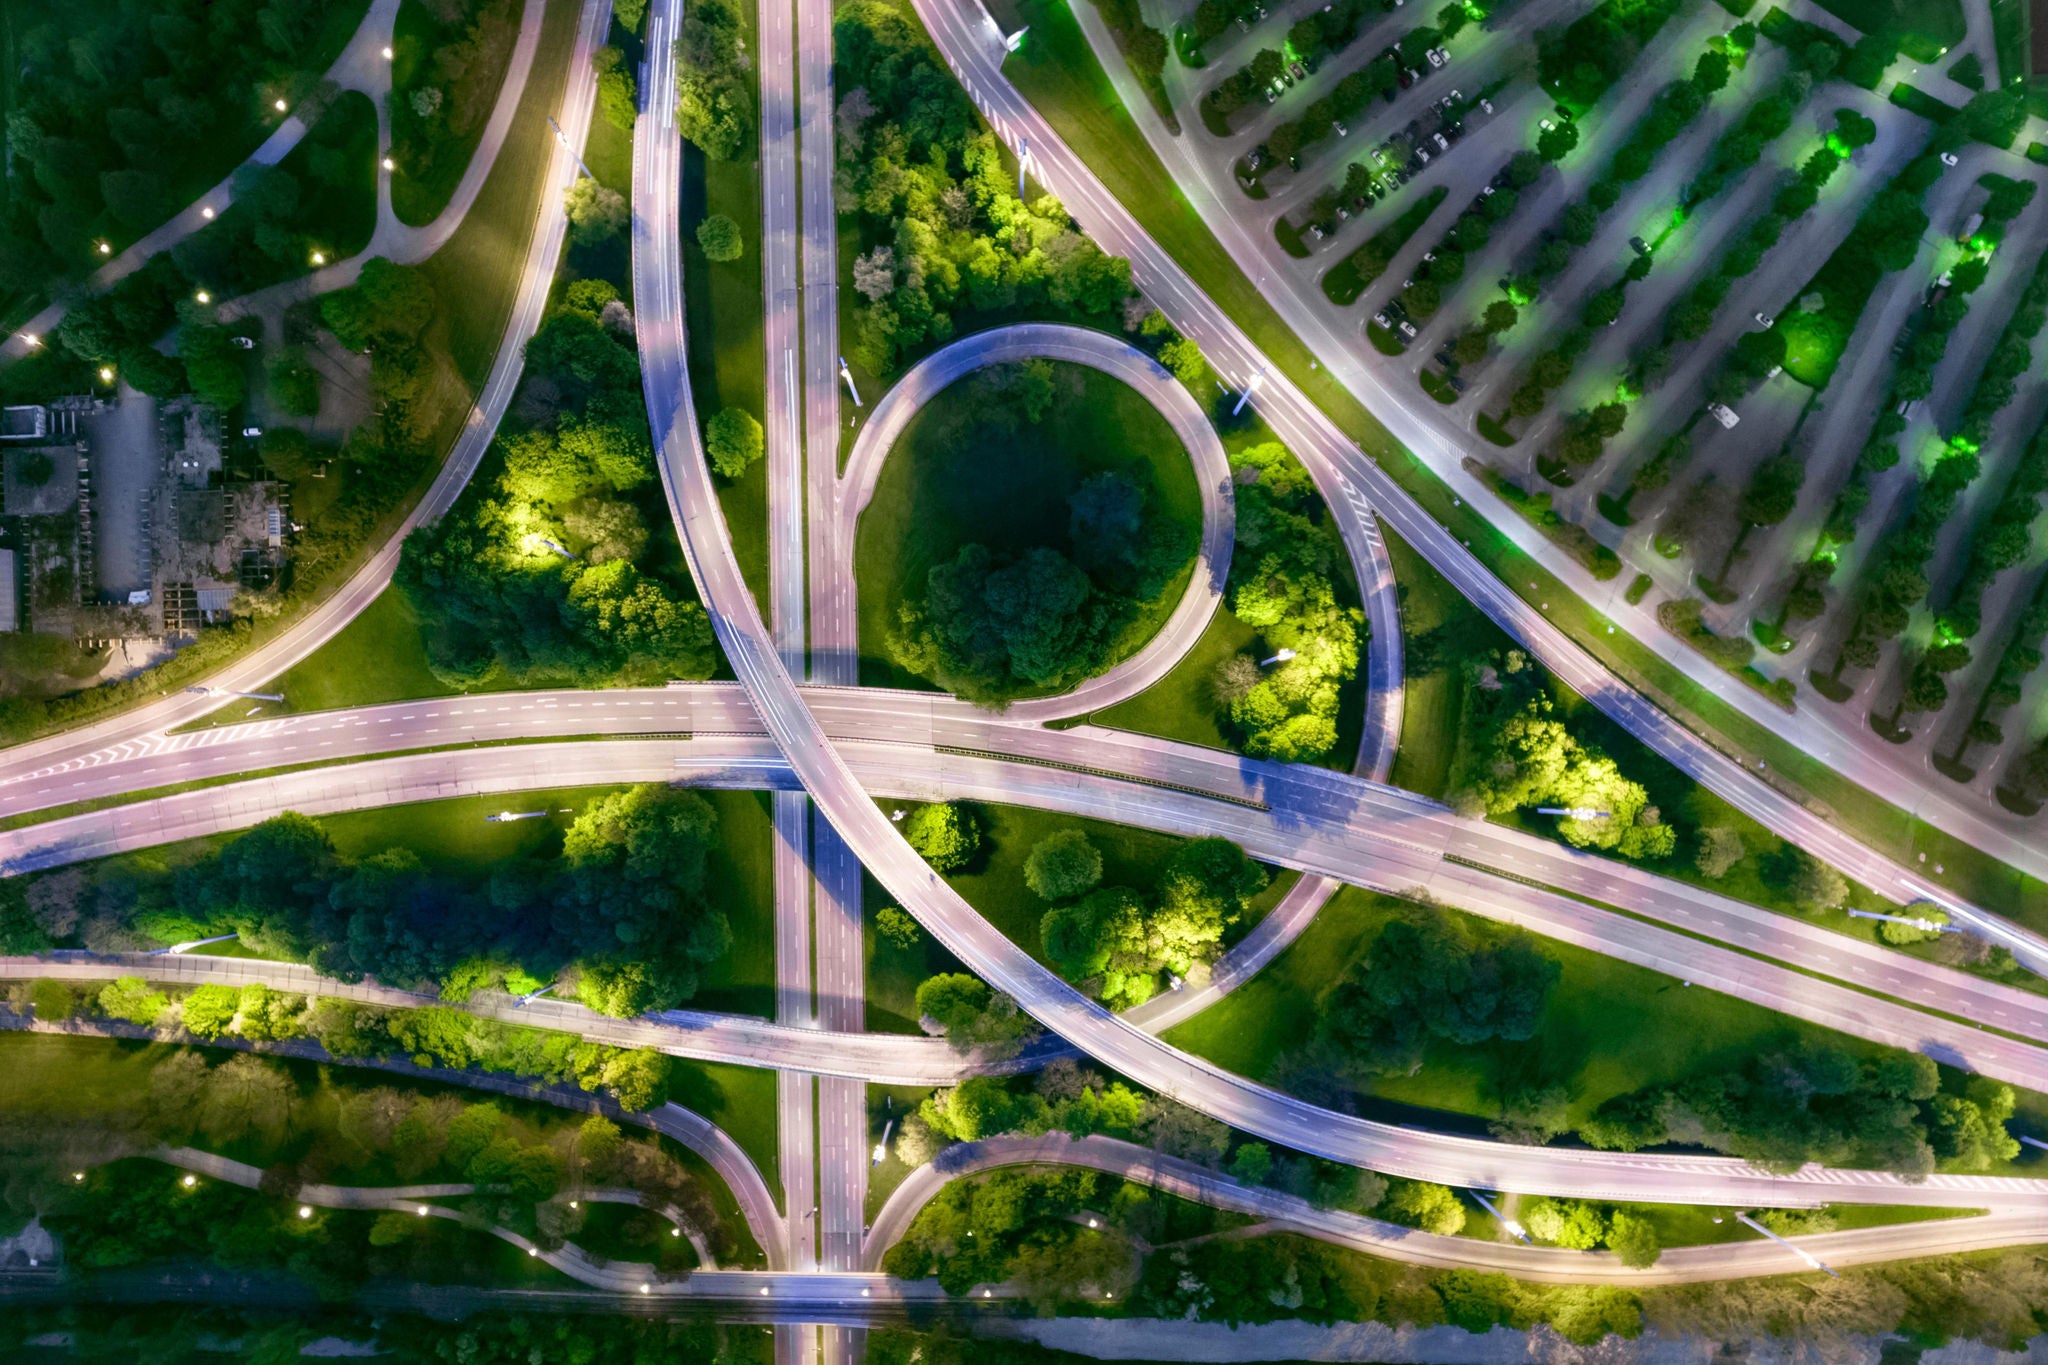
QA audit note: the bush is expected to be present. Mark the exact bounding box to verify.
[904,803,981,873]
[703,407,763,477]
[695,213,743,262]
[1023,830,1103,901]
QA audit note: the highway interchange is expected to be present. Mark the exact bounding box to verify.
[9,0,2048,1352]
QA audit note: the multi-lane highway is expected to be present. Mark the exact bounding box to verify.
[16,684,2048,1088]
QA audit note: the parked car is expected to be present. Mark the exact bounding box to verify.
[1397,320,1418,338]
[1706,402,1740,429]
[1333,119,1349,136]
[1433,132,1450,152]
[1288,61,1307,81]
[1425,47,1447,68]
[1629,236,1650,256]
[1374,311,1394,328]
[1753,311,1774,328]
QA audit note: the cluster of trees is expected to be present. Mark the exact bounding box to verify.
[1249,20,1449,174]
[1520,1196,1662,1267]
[1582,1043,2020,1175]
[881,1166,1149,1305]
[887,369,1191,703]
[170,95,377,299]
[399,281,717,688]
[1892,240,2048,740]
[1396,163,1532,327]
[1648,109,1867,414]
[28,788,739,1018]
[1826,228,2025,709]
[40,972,683,1112]
[1503,30,1753,428]
[1317,915,1561,1078]
[836,2,1133,376]
[1535,0,1685,108]
[320,255,446,446]
[674,0,754,161]
[1036,834,1267,1008]
[0,0,355,294]
[1211,441,1363,762]
[1135,1233,1644,1340]
[1327,184,1448,304]
[1090,0,1171,103]
[898,1061,1235,1173]
[389,0,522,218]
[594,46,638,132]
[912,973,1040,1057]
[1450,648,1676,858]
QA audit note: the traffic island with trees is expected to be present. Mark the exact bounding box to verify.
[862,360,1200,702]
[5,783,756,1019]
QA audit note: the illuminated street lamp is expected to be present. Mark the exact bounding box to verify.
[382,45,394,59]
[298,1206,313,1220]
[21,334,38,348]
[98,366,115,384]
[96,241,112,256]
[1258,648,1296,667]
[182,1175,197,1188]
[382,157,396,171]
[1536,806,1610,820]
[274,98,289,113]
[200,206,215,220]
[195,290,211,304]
[310,250,327,266]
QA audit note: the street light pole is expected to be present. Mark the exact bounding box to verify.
[1846,908,1959,934]
[838,356,864,407]
[1734,1212,1838,1277]
[1467,1190,1531,1245]
[150,931,241,957]
[549,116,596,181]
[1232,367,1265,416]
[185,685,285,703]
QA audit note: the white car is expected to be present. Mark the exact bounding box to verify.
[1333,119,1348,136]
[230,335,256,350]
[1940,151,1960,166]
[1425,48,1447,68]
[241,426,263,438]
[1398,320,1418,338]
[1753,311,1775,328]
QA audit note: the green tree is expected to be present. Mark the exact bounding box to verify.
[179,984,240,1040]
[876,905,922,949]
[1157,336,1203,383]
[1694,826,1745,879]
[904,802,980,873]
[98,977,170,1027]
[564,177,629,243]
[594,47,639,130]
[601,1049,672,1111]
[704,407,764,478]
[1524,1196,1606,1249]
[1227,1142,1273,1187]
[696,213,743,262]
[1383,1180,1465,1235]
[1024,829,1103,901]
[1606,1210,1661,1267]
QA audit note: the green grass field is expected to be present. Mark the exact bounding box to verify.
[1089,599,1258,754]
[679,0,770,624]
[1163,885,1915,1129]
[853,362,1201,693]
[391,0,525,225]
[418,0,582,394]
[1385,528,1513,800]
[866,800,1297,1030]
[256,587,463,713]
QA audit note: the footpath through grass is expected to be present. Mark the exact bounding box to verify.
[853,361,1201,692]
[990,0,2048,929]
